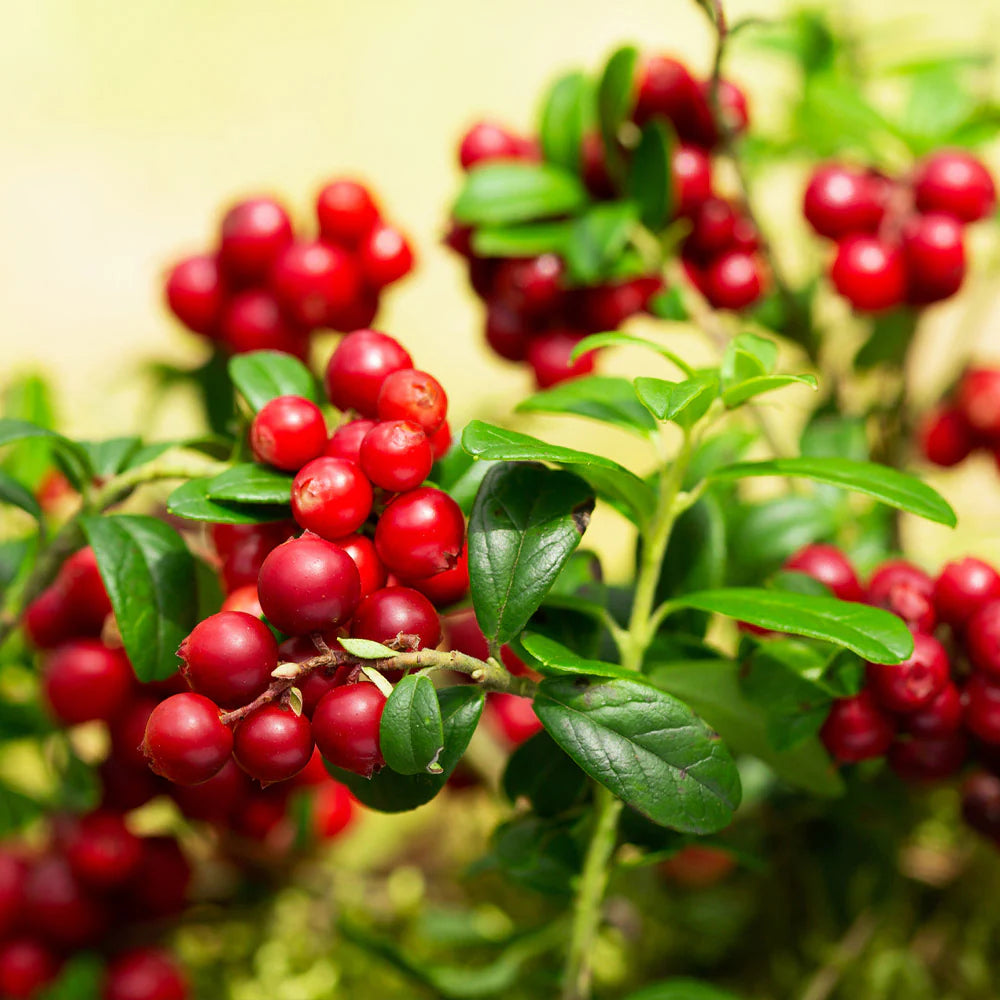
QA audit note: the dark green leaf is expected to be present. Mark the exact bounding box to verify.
[80,514,197,681]
[0,470,41,521]
[76,437,142,478]
[899,67,975,149]
[453,163,589,226]
[503,730,588,817]
[628,119,674,228]
[624,978,742,1000]
[166,478,290,524]
[539,70,591,171]
[192,350,236,437]
[597,45,639,180]
[634,375,719,429]
[430,444,498,516]
[516,375,656,436]
[470,220,573,258]
[477,814,584,896]
[0,418,92,488]
[854,309,919,371]
[469,463,594,646]
[520,633,636,680]
[205,463,294,505]
[722,373,817,408]
[37,953,104,1000]
[565,202,639,284]
[0,781,42,836]
[0,536,35,593]
[380,674,445,775]
[0,697,52,742]
[534,676,741,833]
[228,350,321,411]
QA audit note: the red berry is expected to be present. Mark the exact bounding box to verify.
[24,855,108,948]
[866,560,937,632]
[350,586,441,650]
[575,277,661,331]
[324,329,413,417]
[218,289,309,358]
[233,704,314,784]
[359,223,414,288]
[219,197,293,284]
[164,254,224,337]
[459,121,525,169]
[249,395,327,472]
[693,77,749,145]
[64,810,143,889]
[487,693,543,745]
[220,584,264,618]
[802,166,885,239]
[493,255,564,317]
[316,180,380,247]
[0,852,26,940]
[919,406,974,467]
[376,369,448,435]
[957,368,1000,439]
[965,672,1000,744]
[178,611,278,709]
[685,197,739,259]
[55,546,112,635]
[403,546,470,608]
[325,286,380,334]
[580,131,614,198]
[333,534,387,600]
[902,212,966,304]
[672,145,713,216]
[889,734,967,783]
[633,55,698,128]
[257,535,361,635]
[429,420,452,461]
[905,682,963,738]
[375,487,466,579]
[169,758,248,824]
[966,600,1000,677]
[42,640,134,725]
[142,692,233,786]
[913,150,996,223]
[99,756,163,813]
[484,300,531,361]
[830,236,906,311]
[934,557,1000,627]
[103,947,188,1000]
[270,241,361,328]
[312,683,386,777]
[0,938,59,1000]
[784,544,864,602]
[865,633,950,713]
[125,837,190,920]
[527,330,596,388]
[313,781,356,839]
[961,772,1000,840]
[325,419,377,464]
[212,520,295,561]
[23,586,79,650]
[297,667,344,717]
[820,690,895,762]
[703,250,765,310]
[217,524,295,593]
[290,457,374,540]
[228,784,291,841]
[468,256,500,298]
[359,420,433,492]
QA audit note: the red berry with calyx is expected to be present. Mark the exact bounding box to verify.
[0,853,25,940]
[250,395,327,472]
[0,938,59,1000]
[376,369,448,436]
[905,682,963,738]
[313,781,357,839]
[902,212,966,304]
[919,406,974,467]
[685,197,738,259]
[633,55,698,127]
[966,600,1000,677]
[168,758,248,824]
[360,420,433,492]
[913,149,996,223]
[42,639,134,725]
[527,330,596,389]
[865,632,950,713]
[23,586,78,650]
[493,255,564,316]
[234,704,314,785]
[24,855,108,948]
[290,456,374,540]
[961,772,1000,840]
[403,546,470,608]
[178,611,278,709]
[218,289,309,358]
[55,546,112,634]
[334,534,387,599]
[103,947,188,1000]
[350,586,441,650]
[934,557,1000,627]
[312,683,386,777]
[703,250,764,310]
[866,560,937,632]
[672,145,713,216]
[142,692,233,786]
[459,121,524,169]
[784,544,864,602]
[270,240,360,328]
[375,487,466,579]
[830,236,906,311]
[487,693,543,745]
[803,166,885,239]
[484,300,531,361]
[257,535,361,635]
[359,223,414,289]
[64,810,143,889]
[820,690,895,763]
[219,197,293,284]
[316,180,380,247]
[964,672,1000,744]
[889,733,967,783]
[324,329,413,417]
[957,368,1000,439]
[325,419,377,465]
[164,254,224,337]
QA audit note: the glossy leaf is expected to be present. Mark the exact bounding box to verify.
[166,478,290,525]
[452,163,589,226]
[520,633,637,680]
[228,350,320,412]
[430,443,498,515]
[205,463,294,505]
[722,373,817,408]
[503,730,588,817]
[380,674,445,775]
[539,70,591,171]
[516,375,657,436]
[634,375,719,429]
[470,220,573,258]
[0,418,92,488]
[628,119,673,228]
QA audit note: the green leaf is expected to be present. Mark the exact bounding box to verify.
[166,478,290,524]
[648,286,690,322]
[0,418,92,488]
[597,45,639,179]
[569,333,695,376]
[0,374,57,489]
[380,674,445,775]
[628,119,674,229]
[539,70,591,171]
[452,163,589,226]
[76,437,142,478]
[228,350,320,412]
[327,687,484,812]
[565,202,639,284]
[624,978,742,1000]
[634,375,719,429]
[0,781,42,836]
[520,633,637,680]
[430,444,498,516]
[477,814,585,896]
[854,309,919,371]
[721,332,778,386]
[339,637,396,659]
[534,676,741,833]
[663,588,914,663]
[516,375,656,436]
[37,953,104,1000]
[205,463,294,505]
[470,220,573,258]
[721,373,817,408]
[502,730,588,817]
[192,350,236,437]
[898,67,976,150]
[469,463,594,646]
[80,514,197,681]
[462,420,655,525]
[0,470,41,521]
[707,456,956,526]
[647,658,842,797]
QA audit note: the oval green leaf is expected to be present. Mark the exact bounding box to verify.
[205,463,294,505]
[228,351,320,412]
[380,674,445,775]
[539,70,591,171]
[516,375,657,436]
[452,163,589,227]
[628,119,674,228]
[166,478,291,525]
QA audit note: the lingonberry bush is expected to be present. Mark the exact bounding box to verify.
[3,3,1000,998]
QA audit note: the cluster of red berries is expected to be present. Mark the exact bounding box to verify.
[163,182,413,359]
[141,330,469,790]
[777,544,1000,847]
[803,150,996,312]
[920,367,1000,470]
[446,54,763,388]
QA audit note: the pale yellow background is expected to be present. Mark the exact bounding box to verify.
[2,0,1000,571]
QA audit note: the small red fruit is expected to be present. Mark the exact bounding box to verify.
[866,560,937,633]
[270,241,361,328]
[527,330,596,389]
[802,166,885,239]
[359,223,414,288]
[375,487,466,579]
[484,300,531,361]
[830,236,906,312]
[350,586,441,650]
[672,145,713,216]
[633,55,698,128]
[966,600,1000,677]
[42,640,134,725]
[820,690,895,762]
[233,704,314,785]
[168,758,248,825]
[376,369,448,435]
[316,180,380,247]
[902,212,966,304]
[142,693,233,786]
[23,586,78,650]
[164,254,224,337]
[965,672,1000,744]
[961,772,1000,840]
[290,456,374,540]
[24,855,108,948]
[249,395,328,472]
[313,781,357,839]
[905,682,963,738]
[312,683,387,777]
[218,290,309,358]
[359,420,433,492]
[919,406,974,467]
[0,938,59,1000]
[889,734,967,783]
[459,121,525,169]
[55,546,112,634]
[64,810,143,889]
[324,329,413,417]
[493,255,564,317]
[784,544,864,602]
[220,584,264,618]
[403,546,470,608]
[333,534,386,599]
[219,197,293,284]
[325,418,377,465]
[0,852,26,939]
[865,633,949,714]
[703,250,764,310]
[103,947,188,1000]
[957,368,1000,439]
[913,149,996,223]
[487,693,543,745]
[934,557,1000,628]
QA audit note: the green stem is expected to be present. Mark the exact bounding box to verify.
[561,786,624,1000]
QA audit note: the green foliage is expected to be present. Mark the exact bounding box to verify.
[228,350,321,411]
[453,163,589,226]
[380,674,446,776]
